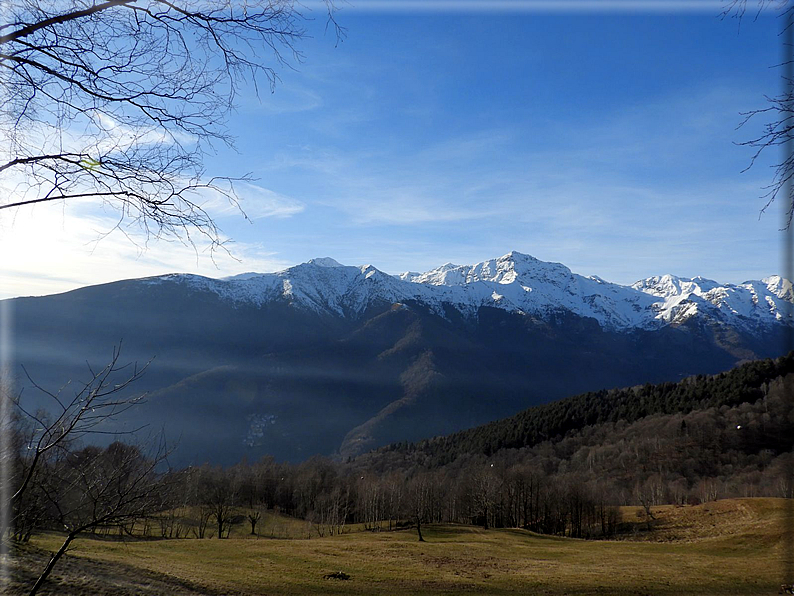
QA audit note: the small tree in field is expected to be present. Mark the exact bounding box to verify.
[29,440,169,595]
[2,346,171,595]
[406,475,430,542]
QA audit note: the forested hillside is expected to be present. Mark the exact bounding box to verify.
[366,352,794,467]
[13,354,794,547]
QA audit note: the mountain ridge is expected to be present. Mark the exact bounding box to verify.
[138,251,791,333]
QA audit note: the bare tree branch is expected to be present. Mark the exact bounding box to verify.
[724,0,794,227]
[0,1,135,45]
[9,344,149,509]
[0,0,341,249]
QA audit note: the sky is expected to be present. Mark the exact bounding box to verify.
[0,1,788,299]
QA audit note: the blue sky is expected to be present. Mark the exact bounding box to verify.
[0,3,787,298]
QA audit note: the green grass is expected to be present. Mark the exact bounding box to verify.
[27,498,792,595]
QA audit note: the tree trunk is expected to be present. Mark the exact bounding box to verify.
[29,532,76,596]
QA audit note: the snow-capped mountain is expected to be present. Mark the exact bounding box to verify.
[631,274,792,328]
[7,251,791,465]
[149,251,792,333]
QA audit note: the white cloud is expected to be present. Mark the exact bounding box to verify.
[91,113,196,153]
[0,109,304,298]
[0,202,294,299]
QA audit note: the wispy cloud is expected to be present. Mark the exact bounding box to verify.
[0,202,294,299]
[239,83,324,115]
[255,79,781,284]
[199,182,305,220]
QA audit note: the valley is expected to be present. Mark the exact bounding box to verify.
[8,350,794,594]
[6,255,793,594]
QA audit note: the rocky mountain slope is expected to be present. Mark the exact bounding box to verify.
[157,251,792,333]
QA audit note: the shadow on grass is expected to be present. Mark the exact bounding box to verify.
[10,543,230,596]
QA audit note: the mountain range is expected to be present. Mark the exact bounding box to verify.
[6,251,792,464]
[164,251,790,333]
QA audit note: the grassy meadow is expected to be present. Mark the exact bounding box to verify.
[10,498,792,595]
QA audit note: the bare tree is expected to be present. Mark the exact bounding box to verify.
[0,0,339,247]
[30,439,169,595]
[722,0,794,226]
[470,467,498,530]
[193,505,213,539]
[5,344,149,539]
[405,474,430,542]
[199,466,237,539]
[247,509,262,535]
[383,472,402,532]
[1,345,170,595]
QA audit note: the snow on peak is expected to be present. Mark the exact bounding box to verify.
[307,257,344,268]
[164,253,792,332]
[397,271,422,282]
[631,273,793,327]
[222,272,264,281]
[762,275,794,301]
[393,252,654,329]
[409,252,571,288]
